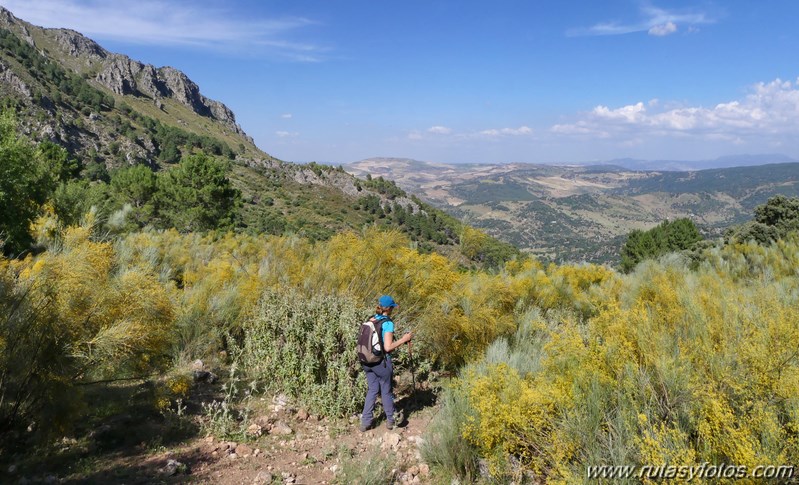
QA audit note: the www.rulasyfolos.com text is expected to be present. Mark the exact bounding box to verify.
[586,463,795,481]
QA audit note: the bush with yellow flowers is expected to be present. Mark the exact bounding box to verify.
[154,374,193,413]
[428,238,799,483]
[0,213,175,435]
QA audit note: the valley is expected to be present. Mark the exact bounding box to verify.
[347,157,799,263]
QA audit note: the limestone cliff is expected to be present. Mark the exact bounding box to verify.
[0,6,247,138]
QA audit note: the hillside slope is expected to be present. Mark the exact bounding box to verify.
[0,7,516,265]
[0,7,260,165]
[348,157,799,263]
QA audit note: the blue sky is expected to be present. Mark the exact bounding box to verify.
[4,0,799,165]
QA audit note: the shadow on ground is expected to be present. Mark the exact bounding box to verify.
[1,379,217,484]
[396,388,438,428]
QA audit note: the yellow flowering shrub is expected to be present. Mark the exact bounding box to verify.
[461,363,575,478]
[0,217,176,433]
[433,238,799,483]
[155,374,193,412]
[636,421,697,476]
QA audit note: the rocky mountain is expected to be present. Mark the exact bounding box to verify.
[0,7,519,266]
[0,6,256,164]
[347,157,799,263]
[0,7,244,131]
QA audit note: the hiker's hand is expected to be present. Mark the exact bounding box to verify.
[403,331,413,344]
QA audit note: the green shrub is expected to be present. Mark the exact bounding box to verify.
[727,195,799,244]
[336,447,397,485]
[155,154,241,232]
[0,112,65,254]
[239,289,366,417]
[421,388,481,482]
[620,218,702,272]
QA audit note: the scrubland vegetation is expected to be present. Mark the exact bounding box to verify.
[2,110,799,483]
[427,237,799,482]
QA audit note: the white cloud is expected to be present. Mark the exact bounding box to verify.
[412,125,533,140]
[275,131,299,138]
[2,0,327,61]
[568,3,712,37]
[648,21,677,36]
[477,126,533,137]
[427,125,452,135]
[592,102,646,122]
[551,122,597,136]
[550,78,799,142]
[281,113,293,119]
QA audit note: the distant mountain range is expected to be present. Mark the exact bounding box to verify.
[346,157,799,263]
[4,4,796,267]
[594,154,798,172]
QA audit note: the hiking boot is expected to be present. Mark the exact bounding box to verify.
[359,422,371,432]
[385,421,394,430]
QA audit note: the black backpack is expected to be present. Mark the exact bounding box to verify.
[356,315,390,365]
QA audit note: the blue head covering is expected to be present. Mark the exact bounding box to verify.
[378,295,398,308]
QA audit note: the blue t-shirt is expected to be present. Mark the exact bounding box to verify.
[376,315,395,359]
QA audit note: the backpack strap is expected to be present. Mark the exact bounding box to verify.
[374,315,391,365]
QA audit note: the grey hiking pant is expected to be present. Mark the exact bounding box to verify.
[361,358,395,426]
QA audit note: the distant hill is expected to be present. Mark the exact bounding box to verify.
[347,158,799,264]
[0,7,518,266]
[600,154,797,171]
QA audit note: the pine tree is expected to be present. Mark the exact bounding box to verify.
[620,218,702,272]
[155,154,241,232]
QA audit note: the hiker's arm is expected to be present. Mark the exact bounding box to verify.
[383,331,412,352]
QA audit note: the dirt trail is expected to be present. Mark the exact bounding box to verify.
[189,406,435,484]
[132,407,432,484]
[59,384,440,484]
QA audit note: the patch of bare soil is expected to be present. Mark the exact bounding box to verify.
[186,400,435,485]
[6,374,440,485]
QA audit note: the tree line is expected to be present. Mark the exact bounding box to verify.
[0,112,240,255]
[619,195,799,272]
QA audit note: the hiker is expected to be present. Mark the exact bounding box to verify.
[360,295,413,431]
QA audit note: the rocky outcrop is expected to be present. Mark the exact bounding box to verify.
[95,54,168,98]
[0,6,247,137]
[157,66,209,115]
[93,59,247,135]
[0,7,35,46]
[136,64,166,99]
[95,55,142,96]
[50,29,108,61]
[0,59,30,98]
[0,7,106,63]
[0,7,21,32]
[244,158,423,214]
[206,99,239,130]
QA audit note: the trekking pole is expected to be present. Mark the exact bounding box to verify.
[408,339,416,399]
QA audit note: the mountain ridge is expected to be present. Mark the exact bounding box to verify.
[0,6,249,141]
[0,7,519,267]
[348,153,799,175]
[347,157,799,263]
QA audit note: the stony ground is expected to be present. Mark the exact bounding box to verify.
[164,406,432,484]
[3,371,441,484]
[50,405,436,484]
